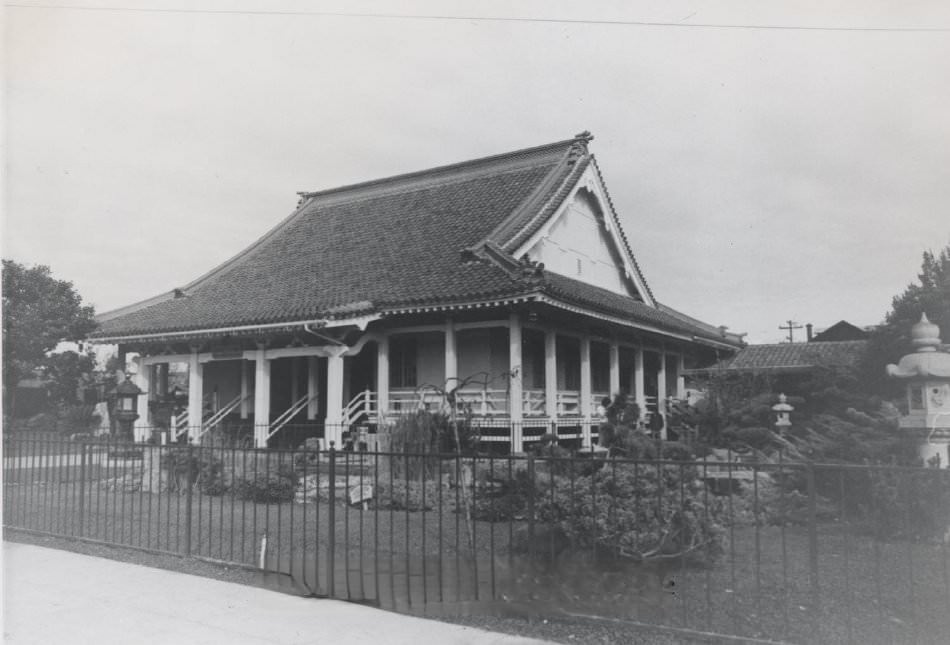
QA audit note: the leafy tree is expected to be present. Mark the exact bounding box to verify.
[44,350,98,405]
[2,260,98,416]
[862,243,950,394]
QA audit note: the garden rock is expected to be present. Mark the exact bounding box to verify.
[100,473,141,492]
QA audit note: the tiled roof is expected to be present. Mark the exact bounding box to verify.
[96,140,575,337]
[539,273,742,347]
[93,133,740,348]
[699,340,868,372]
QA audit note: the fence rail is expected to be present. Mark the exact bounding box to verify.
[4,432,950,644]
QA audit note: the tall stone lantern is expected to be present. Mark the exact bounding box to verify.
[772,393,794,435]
[886,313,950,468]
[112,375,143,442]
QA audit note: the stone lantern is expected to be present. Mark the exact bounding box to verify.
[886,313,950,468]
[772,393,793,435]
[112,374,142,441]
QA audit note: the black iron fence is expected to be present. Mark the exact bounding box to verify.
[4,428,950,644]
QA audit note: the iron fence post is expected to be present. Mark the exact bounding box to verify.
[78,442,87,537]
[527,454,536,561]
[327,442,337,598]
[806,462,820,641]
[184,443,194,557]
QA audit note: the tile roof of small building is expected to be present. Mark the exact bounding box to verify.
[93,133,741,348]
[699,340,868,373]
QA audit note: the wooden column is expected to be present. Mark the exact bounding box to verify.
[509,313,523,453]
[376,336,389,419]
[634,346,646,419]
[253,346,270,448]
[307,356,320,420]
[445,318,457,389]
[545,330,558,420]
[657,351,668,440]
[188,348,203,444]
[609,342,620,396]
[133,356,151,443]
[579,335,592,448]
[676,353,686,400]
[325,350,346,447]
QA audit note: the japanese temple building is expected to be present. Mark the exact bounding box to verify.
[91,132,744,451]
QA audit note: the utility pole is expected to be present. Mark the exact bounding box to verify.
[779,320,803,343]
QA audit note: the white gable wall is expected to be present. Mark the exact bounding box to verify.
[526,191,636,298]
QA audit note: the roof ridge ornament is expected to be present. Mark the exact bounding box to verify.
[567,131,594,165]
[517,254,545,285]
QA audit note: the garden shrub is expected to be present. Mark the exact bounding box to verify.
[472,468,536,522]
[377,479,446,512]
[293,437,323,472]
[726,474,833,526]
[233,464,298,503]
[200,423,253,449]
[23,412,58,433]
[160,446,226,495]
[659,441,695,462]
[862,467,950,541]
[721,426,774,451]
[531,434,574,476]
[530,463,725,564]
[388,411,478,480]
[58,403,101,434]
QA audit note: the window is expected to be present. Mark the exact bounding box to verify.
[563,355,580,390]
[389,337,417,388]
[591,344,610,392]
[522,332,545,388]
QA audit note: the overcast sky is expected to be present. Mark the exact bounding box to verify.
[4,0,949,343]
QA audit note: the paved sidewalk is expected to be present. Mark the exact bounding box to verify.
[3,542,554,645]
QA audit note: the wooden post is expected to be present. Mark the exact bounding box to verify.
[445,318,457,390]
[580,336,592,448]
[509,313,524,453]
[376,336,389,420]
[657,351,668,440]
[188,347,203,444]
[545,330,558,420]
[133,356,151,443]
[676,353,686,400]
[253,345,270,448]
[325,350,346,447]
[609,341,620,397]
[634,346,646,420]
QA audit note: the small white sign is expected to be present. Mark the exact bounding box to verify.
[348,483,374,505]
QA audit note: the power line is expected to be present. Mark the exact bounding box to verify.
[7,3,950,33]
